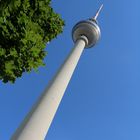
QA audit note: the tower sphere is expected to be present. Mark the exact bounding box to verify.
[72,19,101,48]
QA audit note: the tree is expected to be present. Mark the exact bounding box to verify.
[0,0,64,83]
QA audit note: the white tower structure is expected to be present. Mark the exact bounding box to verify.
[11,5,103,140]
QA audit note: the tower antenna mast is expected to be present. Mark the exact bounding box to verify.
[93,4,103,20]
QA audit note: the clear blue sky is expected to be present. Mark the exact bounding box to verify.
[0,0,140,139]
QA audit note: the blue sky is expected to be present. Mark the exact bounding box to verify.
[0,0,140,139]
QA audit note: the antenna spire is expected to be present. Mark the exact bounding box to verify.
[93,4,103,20]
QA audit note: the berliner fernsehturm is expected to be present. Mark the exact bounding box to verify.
[11,4,103,140]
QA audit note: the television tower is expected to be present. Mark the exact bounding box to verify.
[11,4,103,140]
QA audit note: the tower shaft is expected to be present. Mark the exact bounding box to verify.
[11,36,88,140]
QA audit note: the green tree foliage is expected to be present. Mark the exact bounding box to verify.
[0,0,64,83]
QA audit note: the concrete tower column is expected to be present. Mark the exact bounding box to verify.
[11,36,88,140]
[11,4,103,140]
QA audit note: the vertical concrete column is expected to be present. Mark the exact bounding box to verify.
[11,36,88,140]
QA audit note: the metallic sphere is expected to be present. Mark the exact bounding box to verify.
[72,19,101,48]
